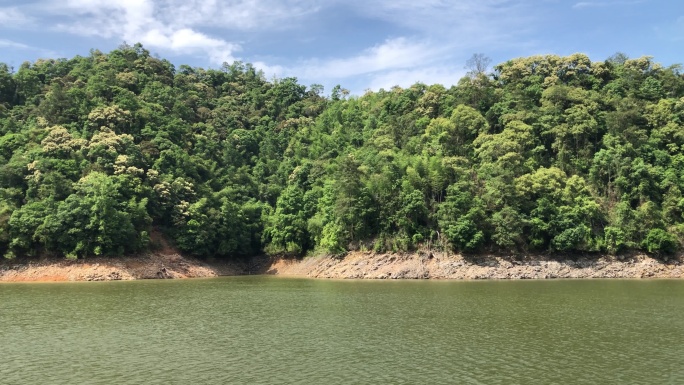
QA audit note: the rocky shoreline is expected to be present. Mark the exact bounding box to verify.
[1,250,682,282]
[264,251,684,280]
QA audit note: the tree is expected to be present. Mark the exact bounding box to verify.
[438,183,485,251]
[265,184,310,254]
[465,54,492,77]
[2,47,683,260]
[642,228,677,255]
[36,173,150,258]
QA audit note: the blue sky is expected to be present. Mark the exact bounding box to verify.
[0,0,682,94]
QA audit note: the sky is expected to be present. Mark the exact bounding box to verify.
[0,0,682,94]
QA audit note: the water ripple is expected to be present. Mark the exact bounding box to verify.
[1,278,683,384]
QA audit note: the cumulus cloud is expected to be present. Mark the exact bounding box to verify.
[3,0,541,91]
[39,0,319,65]
[43,0,228,64]
[141,28,240,64]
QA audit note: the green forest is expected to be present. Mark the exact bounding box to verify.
[1,44,683,260]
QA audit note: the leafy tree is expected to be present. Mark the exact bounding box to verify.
[438,183,486,251]
[2,47,683,260]
[36,173,150,258]
[642,228,678,255]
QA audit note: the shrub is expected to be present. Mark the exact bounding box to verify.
[642,229,678,255]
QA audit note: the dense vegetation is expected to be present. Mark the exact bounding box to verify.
[1,44,683,260]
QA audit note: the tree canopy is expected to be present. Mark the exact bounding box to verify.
[1,46,683,260]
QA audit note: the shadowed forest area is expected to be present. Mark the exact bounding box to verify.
[1,44,683,260]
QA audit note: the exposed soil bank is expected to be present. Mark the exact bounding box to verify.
[2,250,683,282]
[0,231,248,282]
[264,251,684,280]
[0,252,246,282]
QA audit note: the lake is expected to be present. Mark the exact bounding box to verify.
[1,277,683,384]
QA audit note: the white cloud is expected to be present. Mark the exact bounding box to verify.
[155,0,321,30]
[344,0,535,48]
[45,0,239,64]
[0,38,58,60]
[50,0,319,35]
[252,61,285,79]
[367,66,467,91]
[279,1,539,92]
[0,39,31,49]
[299,38,442,80]
[0,6,33,26]
[573,1,644,9]
[142,28,240,64]
[36,0,319,65]
[3,0,544,91]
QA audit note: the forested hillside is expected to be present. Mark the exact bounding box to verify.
[1,45,683,260]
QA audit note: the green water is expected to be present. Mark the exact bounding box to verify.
[1,277,683,384]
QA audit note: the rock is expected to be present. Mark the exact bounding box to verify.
[108,271,122,280]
